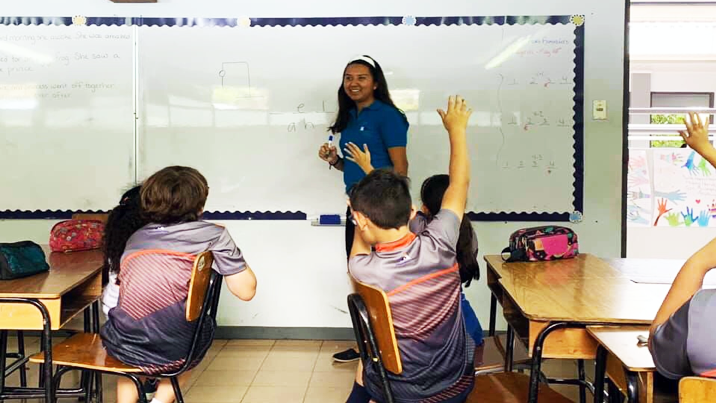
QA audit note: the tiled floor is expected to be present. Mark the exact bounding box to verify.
[4,337,589,402]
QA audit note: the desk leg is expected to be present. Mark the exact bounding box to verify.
[504,326,515,372]
[82,307,91,401]
[593,346,607,403]
[529,322,571,403]
[0,330,7,395]
[578,359,587,403]
[489,293,497,337]
[607,379,622,403]
[625,370,639,403]
[16,331,26,387]
[92,301,103,403]
[37,302,54,403]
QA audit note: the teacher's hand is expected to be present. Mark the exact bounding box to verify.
[344,142,374,174]
[318,143,338,164]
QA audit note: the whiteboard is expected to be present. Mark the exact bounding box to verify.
[0,24,135,211]
[138,22,581,216]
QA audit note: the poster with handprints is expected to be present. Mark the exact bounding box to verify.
[627,150,652,226]
[652,149,716,227]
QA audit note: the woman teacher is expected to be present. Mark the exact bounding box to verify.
[317,54,409,362]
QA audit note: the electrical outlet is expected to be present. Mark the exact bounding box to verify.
[593,100,607,120]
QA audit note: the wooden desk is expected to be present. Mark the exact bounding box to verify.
[0,246,103,402]
[587,326,658,403]
[0,246,103,330]
[485,254,679,403]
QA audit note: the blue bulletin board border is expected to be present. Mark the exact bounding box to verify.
[0,15,584,222]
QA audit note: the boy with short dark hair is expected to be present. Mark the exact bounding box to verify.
[347,96,475,402]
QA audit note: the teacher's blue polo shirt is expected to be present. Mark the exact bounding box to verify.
[339,99,409,192]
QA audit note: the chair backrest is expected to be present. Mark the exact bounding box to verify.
[162,250,222,377]
[186,251,214,321]
[349,277,402,375]
[680,377,716,402]
[71,213,109,223]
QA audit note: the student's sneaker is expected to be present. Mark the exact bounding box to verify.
[332,348,360,363]
[144,378,159,400]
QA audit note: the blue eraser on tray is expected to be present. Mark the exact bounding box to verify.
[319,214,342,225]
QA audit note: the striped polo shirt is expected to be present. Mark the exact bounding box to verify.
[100,221,247,374]
[349,210,475,402]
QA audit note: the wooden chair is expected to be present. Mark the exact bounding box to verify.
[679,376,716,402]
[29,251,221,403]
[347,278,572,403]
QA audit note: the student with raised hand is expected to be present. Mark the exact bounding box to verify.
[649,237,716,380]
[344,145,484,348]
[346,96,475,403]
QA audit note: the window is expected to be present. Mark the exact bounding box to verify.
[649,92,713,148]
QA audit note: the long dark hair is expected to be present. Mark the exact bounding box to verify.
[420,174,480,287]
[328,55,406,134]
[102,185,147,281]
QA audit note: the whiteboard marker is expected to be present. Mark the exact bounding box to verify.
[325,133,335,159]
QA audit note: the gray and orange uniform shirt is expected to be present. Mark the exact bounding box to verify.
[100,221,247,375]
[649,288,716,379]
[349,209,475,402]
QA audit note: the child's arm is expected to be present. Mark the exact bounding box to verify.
[681,112,716,168]
[344,142,374,174]
[437,96,472,221]
[224,265,257,301]
[650,237,716,336]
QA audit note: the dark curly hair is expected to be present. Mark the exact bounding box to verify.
[102,185,146,281]
[420,174,480,287]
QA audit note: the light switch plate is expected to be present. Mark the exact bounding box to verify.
[593,100,607,120]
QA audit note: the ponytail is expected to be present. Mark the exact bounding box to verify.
[102,186,147,281]
[420,174,480,287]
[456,216,480,287]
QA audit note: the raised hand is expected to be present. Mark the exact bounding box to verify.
[437,95,473,133]
[344,142,374,174]
[680,112,711,155]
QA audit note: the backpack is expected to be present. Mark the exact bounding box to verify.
[501,226,579,262]
[49,219,105,253]
[0,241,50,280]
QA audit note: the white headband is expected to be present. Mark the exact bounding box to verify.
[349,55,376,68]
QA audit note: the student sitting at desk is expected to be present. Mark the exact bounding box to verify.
[342,149,484,349]
[649,112,716,380]
[346,96,475,403]
[100,166,258,403]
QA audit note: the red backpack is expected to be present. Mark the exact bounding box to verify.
[49,219,105,253]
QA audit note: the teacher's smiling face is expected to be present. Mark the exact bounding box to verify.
[343,63,377,106]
